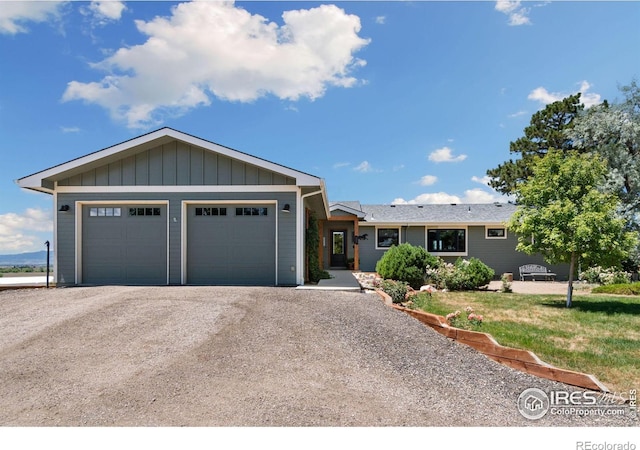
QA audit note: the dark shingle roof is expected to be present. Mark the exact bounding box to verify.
[328,202,516,224]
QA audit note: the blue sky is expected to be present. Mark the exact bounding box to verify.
[1,0,638,254]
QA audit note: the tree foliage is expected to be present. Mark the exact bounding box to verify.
[566,80,640,233]
[508,150,637,306]
[487,94,584,195]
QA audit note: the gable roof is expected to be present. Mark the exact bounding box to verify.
[329,201,366,219]
[359,203,516,225]
[17,127,324,194]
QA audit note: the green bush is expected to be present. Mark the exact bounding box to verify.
[377,279,409,304]
[306,213,331,283]
[591,282,640,295]
[426,257,494,291]
[375,243,440,289]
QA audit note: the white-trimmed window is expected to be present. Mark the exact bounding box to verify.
[427,228,466,254]
[89,207,121,217]
[486,227,507,239]
[376,227,400,249]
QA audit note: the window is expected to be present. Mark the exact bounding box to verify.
[486,227,507,239]
[427,229,466,253]
[195,207,227,216]
[129,207,161,216]
[376,228,400,249]
[235,207,268,216]
[89,207,121,217]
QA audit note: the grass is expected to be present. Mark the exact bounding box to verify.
[410,290,640,393]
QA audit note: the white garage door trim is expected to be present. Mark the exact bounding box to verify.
[75,200,170,284]
[181,200,279,285]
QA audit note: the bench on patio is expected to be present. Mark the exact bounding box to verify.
[519,264,556,281]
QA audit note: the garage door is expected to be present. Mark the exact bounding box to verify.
[82,205,167,284]
[187,204,276,285]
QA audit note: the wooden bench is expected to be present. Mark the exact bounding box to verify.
[519,264,556,281]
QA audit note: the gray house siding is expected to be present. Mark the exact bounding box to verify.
[55,191,297,286]
[57,140,296,187]
[356,224,570,280]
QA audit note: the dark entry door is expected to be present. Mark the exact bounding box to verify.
[330,230,347,267]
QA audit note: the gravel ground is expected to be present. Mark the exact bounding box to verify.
[0,286,635,426]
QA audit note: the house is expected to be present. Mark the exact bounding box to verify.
[17,128,329,286]
[18,128,567,286]
[322,201,569,279]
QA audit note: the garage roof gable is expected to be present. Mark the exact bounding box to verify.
[18,128,323,193]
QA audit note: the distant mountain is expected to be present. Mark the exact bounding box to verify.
[0,251,54,266]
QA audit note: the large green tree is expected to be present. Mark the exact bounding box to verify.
[566,80,640,233]
[508,150,636,307]
[487,94,584,195]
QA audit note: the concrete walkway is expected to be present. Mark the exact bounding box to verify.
[296,270,362,291]
[0,275,53,286]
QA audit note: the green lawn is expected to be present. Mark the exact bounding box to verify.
[410,291,640,393]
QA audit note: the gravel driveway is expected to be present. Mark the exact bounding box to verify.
[0,286,634,426]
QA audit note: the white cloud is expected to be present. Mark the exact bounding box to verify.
[508,110,527,118]
[428,146,467,163]
[89,1,126,21]
[62,1,370,128]
[418,175,438,186]
[60,126,81,133]
[0,208,53,253]
[528,80,601,108]
[495,1,531,26]
[375,16,386,25]
[392,188,502,205]
[353,161,379,173]
[333,162,350,169]
[392,193,461,205]
[0,2,64,35]
[471,175,491,186]
[462,188,500,203]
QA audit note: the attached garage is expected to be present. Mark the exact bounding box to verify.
[81,204,168,285]
[185,203,276,285]
[17,128,329,286]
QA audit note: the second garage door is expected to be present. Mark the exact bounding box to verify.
[186,204,276,285]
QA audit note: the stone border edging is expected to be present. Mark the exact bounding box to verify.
[375,289,610,393]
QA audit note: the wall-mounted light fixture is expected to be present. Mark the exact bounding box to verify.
[281,203,291,213]
[58,204,70,212]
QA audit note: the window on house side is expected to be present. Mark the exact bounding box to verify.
[486,228,506,239]
[377,228,399,248]
[427,229,466,253]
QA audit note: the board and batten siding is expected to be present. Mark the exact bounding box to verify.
[57,140,296,187]
[55,191,298,286]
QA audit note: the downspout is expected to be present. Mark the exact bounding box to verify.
[298,188,325,285]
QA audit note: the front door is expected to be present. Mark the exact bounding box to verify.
[330,230,347,267]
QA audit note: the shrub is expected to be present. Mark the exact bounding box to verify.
[306,213,331,283]
[579,266,631,285]
[500,273,512,293]
[375,243,440,289]
[591,282,640,295]
[426,257,494,291]
[377,279,409,303]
